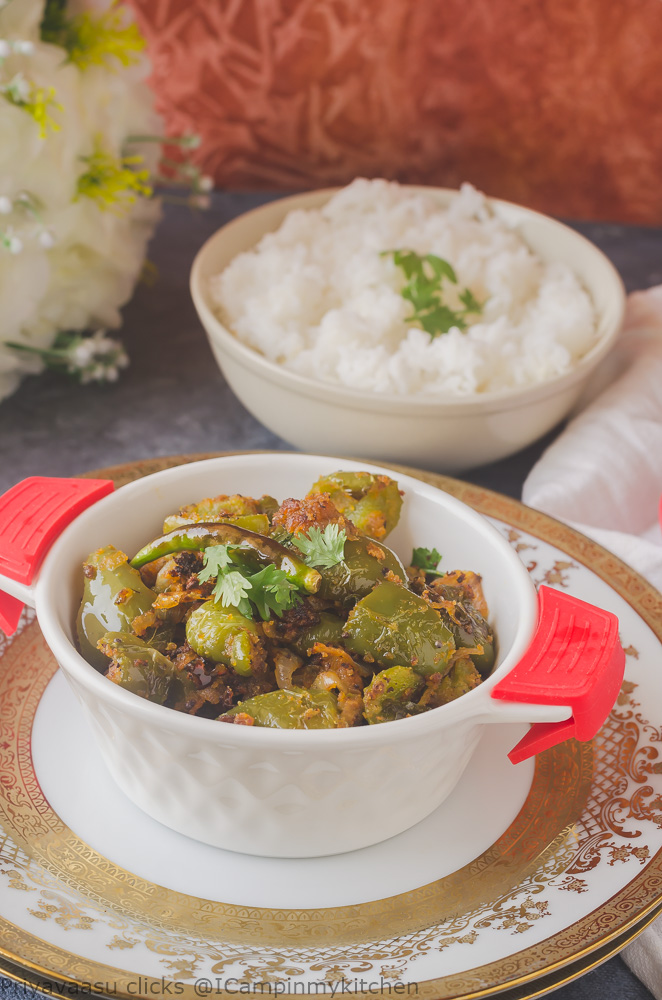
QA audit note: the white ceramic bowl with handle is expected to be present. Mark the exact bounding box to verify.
[0,454,621,857]
[190,188,626,472]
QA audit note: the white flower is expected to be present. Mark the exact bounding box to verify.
[3,71,31,102]
[199,175,214,192]
[0,0,162,401]
[5,232,23,254]
[63,329,130,383]
[71,339,96,367]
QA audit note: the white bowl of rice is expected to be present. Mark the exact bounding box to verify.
[190,180,625,471]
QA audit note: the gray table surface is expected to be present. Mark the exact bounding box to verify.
[0,193,659,1000]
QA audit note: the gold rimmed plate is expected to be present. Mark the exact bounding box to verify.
[2,899,661,1000]
[1,453,661,999]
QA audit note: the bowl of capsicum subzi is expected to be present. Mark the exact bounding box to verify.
[27,453,568,858]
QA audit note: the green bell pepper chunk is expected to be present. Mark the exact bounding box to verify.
[343,580,455,676]
[435,584,495,676]
[420,658,483,708]
[256,495,279,521]
[363,665,425,724]
[186,600,264,676]
[288,612,346,657]
[76,546,156,671]
[317,537,406,608]
[226,687,339,729]
[309,471,403,540]
[163,493,277,533]
[163,513,270,534]
[98,632,195,705]
[130,522,321,594]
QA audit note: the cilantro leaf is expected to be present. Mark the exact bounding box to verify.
[459,287,483,314]
[411,546,443,575]
[201,543,311,621]
[402,273,439,311]
[199,544,233,584]
[382,248,424,281]
[425,254,457,284]
[200,545,304,620]
[383,248,483,340]
[248,564,301,621]
[292,524,347,569]
[411,304,466,337]
[212,570,253,614]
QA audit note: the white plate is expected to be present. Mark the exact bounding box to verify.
[1,454,661,1000]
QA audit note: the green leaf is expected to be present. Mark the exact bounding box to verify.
[459,288,483,315]
[198,544,233,584]
[386,249,425,281]
[202,547,303,620]
[236,596,255,617]
[212,570,253,613]
[385,248,480,340]
[292,524,347,569]
[411,547,443,575]
[417,305,466,338]
[426,254,457,284]
[247,564,301,621]
[402,273,438,311]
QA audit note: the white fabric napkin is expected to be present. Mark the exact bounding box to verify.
[522,286,662,997]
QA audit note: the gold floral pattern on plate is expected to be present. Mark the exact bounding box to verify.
[2,900,662,1000]
[0,453,661,1000]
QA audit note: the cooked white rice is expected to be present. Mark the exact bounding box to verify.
[210,179,597,396]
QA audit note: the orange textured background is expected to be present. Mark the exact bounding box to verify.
[129,0,662,223]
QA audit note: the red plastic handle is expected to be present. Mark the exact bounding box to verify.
[0,476,114,635]
[492,586,625,764]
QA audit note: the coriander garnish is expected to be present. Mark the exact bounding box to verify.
[411,546,443,576]
[199,544,302,620]
[382,249,483,338]
[292,523,347,569]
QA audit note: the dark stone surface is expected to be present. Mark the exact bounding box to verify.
[0,194,658,1000]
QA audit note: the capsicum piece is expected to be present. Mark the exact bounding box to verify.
[317,536,406,608]
[418,658,483,708]
[76,545,157,671]
[287,612,346,658]
[309,471,403,540]
[98,632,191,705]
[163,493,276,533]
[343,580,455,676]
[186,600,266,677]
[130,522,321,594]
[224,687,339,729]
[430,582,495,676]
[363,665,425,724]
